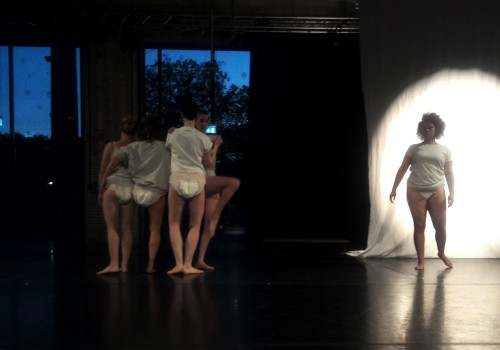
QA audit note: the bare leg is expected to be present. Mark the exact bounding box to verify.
[97,189,121,275]
[205,176,240,235]
[167,187,186,275]
[183,192,205,274]
[414,231,425,270]
[146,196,165,274]
[119,200,135,272]
[196,194,219,270]
[428,190,453,268]
[197,176,240,269]
[407,190,428,270]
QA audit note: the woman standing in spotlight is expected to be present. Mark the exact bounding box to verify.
[389,112,454,270]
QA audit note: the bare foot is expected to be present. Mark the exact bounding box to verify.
[438,253,453,268]
[196,261,215,271]
[183,266,205,274]
[121,265,129,273]
[145,267,156,274]
[167,266,184,275]
[414,263,424,270]
[96,265,120,275]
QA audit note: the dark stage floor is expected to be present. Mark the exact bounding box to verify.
[1,235,500,349]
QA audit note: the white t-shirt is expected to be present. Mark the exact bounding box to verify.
[406,142,452,192]
[118,140,171,194]
[165,126,212,174]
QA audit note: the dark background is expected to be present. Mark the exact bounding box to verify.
[244,33,368,244]
[0,11,369,247]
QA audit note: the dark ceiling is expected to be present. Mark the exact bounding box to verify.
[1,0,359,44]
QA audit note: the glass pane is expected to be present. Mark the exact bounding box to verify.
[13,46,51,138]
[144,48,158,66]
[159,49,250,89]
[144,48,161,117]
[214,51,250,89]
[0,46,10,137]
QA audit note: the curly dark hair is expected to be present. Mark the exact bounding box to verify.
[417,112,446,140]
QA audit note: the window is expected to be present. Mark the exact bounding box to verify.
[0,46,81,139]
[143,48,250,175]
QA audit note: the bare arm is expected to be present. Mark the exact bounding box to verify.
[98,142,114,186]
[389,154,412,203]
[202,135,223,169]
[444,161,455,207]
[202,151,213,169]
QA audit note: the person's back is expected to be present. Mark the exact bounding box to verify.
[126,139,170,194]
[97,114,137,275]
[166,101,212,199]
[165,99,213,275]
[103,117,170,273]
[117,117,170,205]
[168,126,209,174]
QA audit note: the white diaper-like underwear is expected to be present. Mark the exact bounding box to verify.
[177,179,201,199]
[170,172,206,200]
[132,185,162,207]
[106,175,133,204]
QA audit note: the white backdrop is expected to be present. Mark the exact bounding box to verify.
[353,1,500,258]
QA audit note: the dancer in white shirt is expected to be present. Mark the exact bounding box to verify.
[100,117,170,273]
[165,100,213,274]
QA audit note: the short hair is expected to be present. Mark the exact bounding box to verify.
[417,112,446,140]
[136,117,161,142]
[180,100,199,121]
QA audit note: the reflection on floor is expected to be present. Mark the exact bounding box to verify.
[1,236,500,349]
